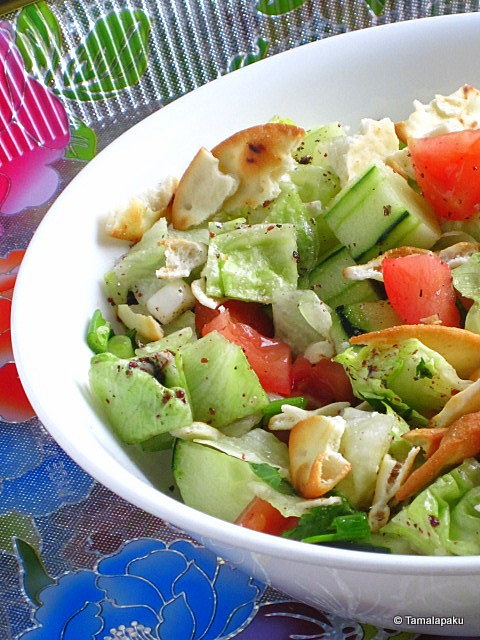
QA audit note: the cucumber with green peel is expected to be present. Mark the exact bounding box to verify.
[173,440,257,522]
[336,300,402,337]
[324,165,441,262]
[329,311,351,354]
[308,247,381,308]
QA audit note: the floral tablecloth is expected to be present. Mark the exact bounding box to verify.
[1,1,479,638]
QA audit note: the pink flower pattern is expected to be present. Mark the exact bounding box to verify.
[0,22,69,215]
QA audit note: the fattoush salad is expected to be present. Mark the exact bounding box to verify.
[88,85,480,555]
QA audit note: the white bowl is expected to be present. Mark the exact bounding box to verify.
[12,13,480,636]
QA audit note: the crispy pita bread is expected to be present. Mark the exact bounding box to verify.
[106,176,177,243]
[343,242,480,282]
[430,378,480,429]
[289,415,351,499]
[350,324,480,379]
[171,148,239,230]
[212,123,305,211]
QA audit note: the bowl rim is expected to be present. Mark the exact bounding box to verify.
[12,11,480,575]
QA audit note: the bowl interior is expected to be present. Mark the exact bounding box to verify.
[12,13,480,572]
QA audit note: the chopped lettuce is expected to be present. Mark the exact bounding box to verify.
[179,331,269,428]
[290,165,341,207]
[380,458,480,555]
[335,339,469,422]
[250,481,341,518]
[188,427,290,478]
[163,310,197,336]
[89,352,192,443]
[135,327,194,357]
[292,122,346,166]
[383,404,413,461]
[104,218,168,304]
[452,252,480,300]
[452,253,480,334]
[203,221,298,303]
[263,182,319,272]
[272,289,332,354]
[336,407,394,509]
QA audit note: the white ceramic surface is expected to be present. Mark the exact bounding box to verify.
[12,14,480,636]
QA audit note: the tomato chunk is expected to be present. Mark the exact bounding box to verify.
[235,497,299,535]
[409,129,480,220]
[195,300,274,337]
[382,253,460,327]
[291,355,355,406]
[202,310,292,395]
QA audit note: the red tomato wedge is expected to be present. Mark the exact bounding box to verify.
[235,497,299,535]
[382,253,460,327]
[409,129,480,220]
[195,300,274,337]
[291,355,355,406]
[202,310,292,395]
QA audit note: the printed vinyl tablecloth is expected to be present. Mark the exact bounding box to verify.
[1,1,480,638]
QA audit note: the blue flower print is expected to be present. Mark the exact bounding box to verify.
[0,419,94,517]
[20,538,265,639]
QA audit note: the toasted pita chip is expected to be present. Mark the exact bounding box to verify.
[268,402,350,431]
[117,304,164,341]
[289,415,351,499]
[343,242,480,282]
[437,241,480,268]
[171,148,239,230]
[429,378,480,429]
[349,324,480,379]
[106,176,178,242]
[343,246,430,282]
[396,411,480,501]
[368,448,420,531]
[190,277,225,309]
[212,123,305,211]
[401,427,448,457]
[156,237,207,279]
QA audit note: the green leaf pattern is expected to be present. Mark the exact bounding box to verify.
[15,5,151,102]
[229,37,269,72]
[15,1,62,83]
[61,10,151,100]
[256,0,309,15]
[65,116,98,161]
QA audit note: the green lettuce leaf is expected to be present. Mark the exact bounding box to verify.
[335,339,469,421]
[89,352,192,443]
[203,221,298,302]
[104,218,168,304]
[135,327,193,357]
[337,407,394,509]
[452,253,480,334]
[179,331,269,428]
[452,252,480,301]
[263,182,319,272]
[272,289,332,354]
[191,427,290,477]
[380,458,480,555]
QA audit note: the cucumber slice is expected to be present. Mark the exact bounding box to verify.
[173,440,257,522]
[336,301,402,337]
[324,166,440,262]
[308,247,381,308]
